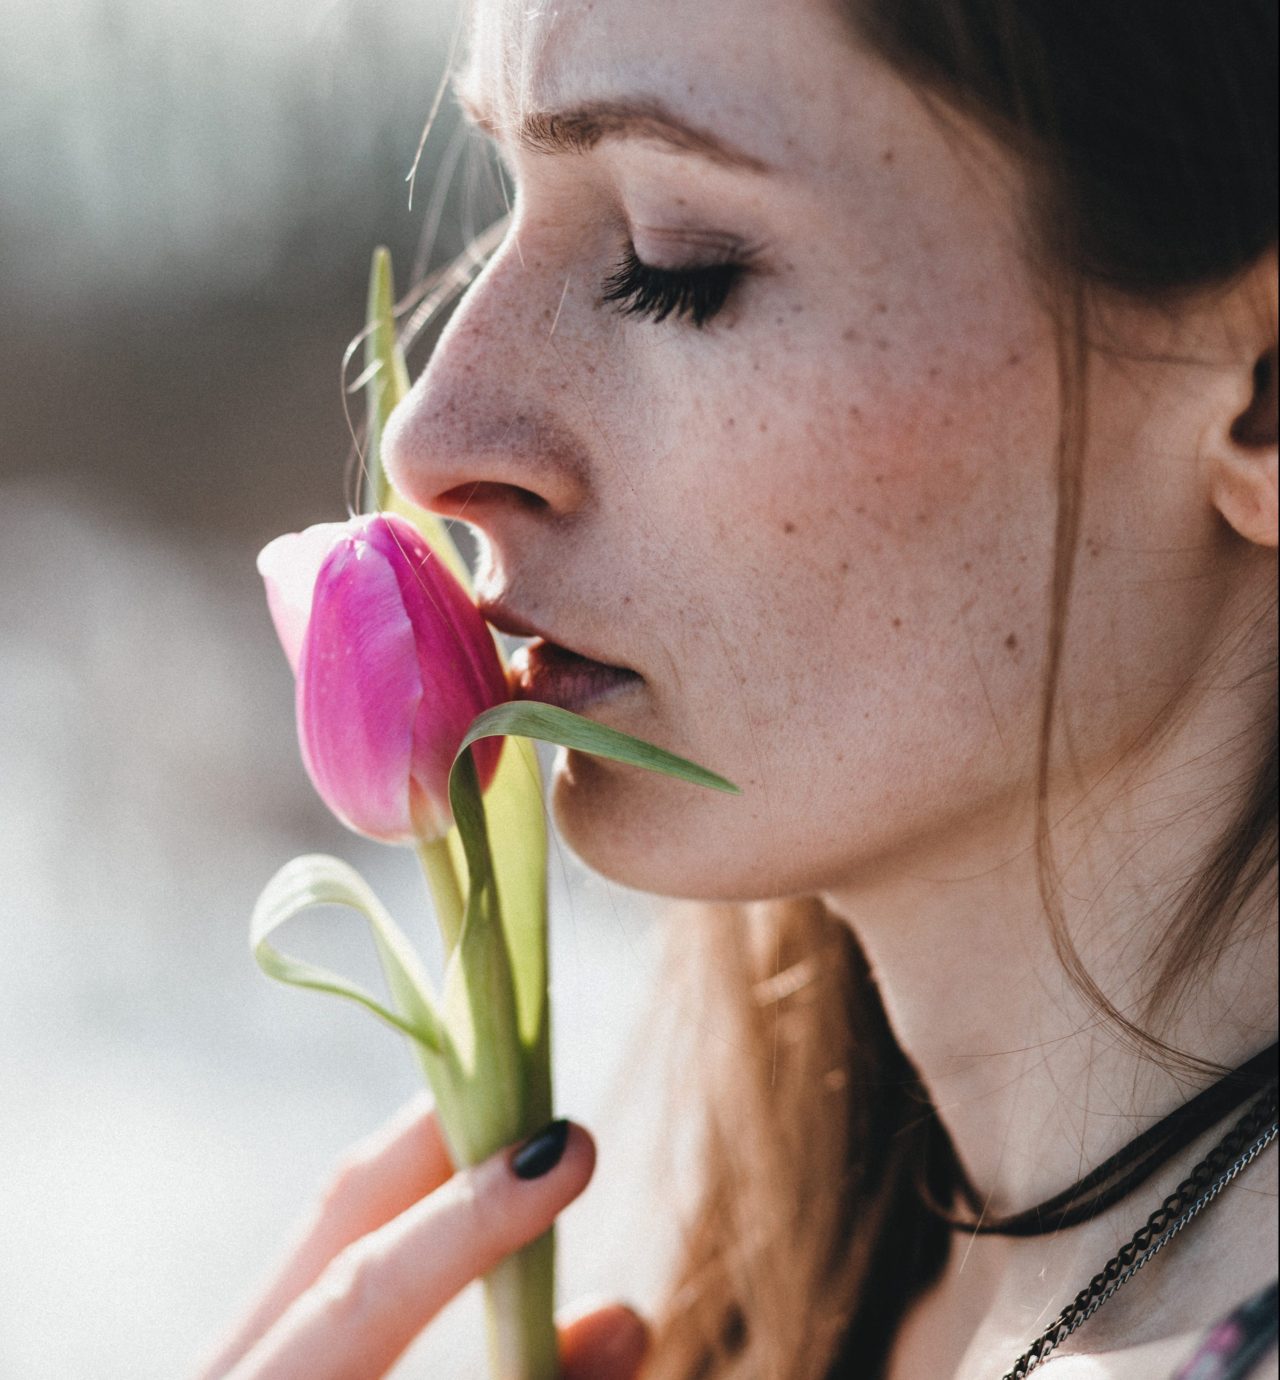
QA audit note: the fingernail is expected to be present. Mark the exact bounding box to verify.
[511,1118,571,1180]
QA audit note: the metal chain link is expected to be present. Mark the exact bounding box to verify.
[1002,1089,1279,1380]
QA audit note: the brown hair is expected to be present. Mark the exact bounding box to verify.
[630,4,1278,1377]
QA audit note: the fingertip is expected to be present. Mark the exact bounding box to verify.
[509,1118,596,1186]
[566,1120,598,1181]
[559,1299,651,1379]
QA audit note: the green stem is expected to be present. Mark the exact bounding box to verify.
[429,749,559,1379]
[417,834,466,953]
[482,1231,559,1380]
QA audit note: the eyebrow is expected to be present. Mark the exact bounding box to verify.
[455,85,773,175]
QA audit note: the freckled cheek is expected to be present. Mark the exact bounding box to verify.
[714,363,1003,571]
[675,352,1054,685]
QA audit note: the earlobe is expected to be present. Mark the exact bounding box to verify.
[1209,344,1277,548]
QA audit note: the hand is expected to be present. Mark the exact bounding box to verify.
[195,1095,650,1380]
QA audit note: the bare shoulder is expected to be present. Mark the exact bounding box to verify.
[1040,1333,1205,1378]
[1043,1329,1275,1379]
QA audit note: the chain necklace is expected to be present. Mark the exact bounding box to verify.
[1002,1087,1279,1379]
[937,1041,1280,1237]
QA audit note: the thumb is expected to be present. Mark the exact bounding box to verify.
[558,1300,651,1380]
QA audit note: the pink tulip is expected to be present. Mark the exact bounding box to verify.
[257,513,508,843]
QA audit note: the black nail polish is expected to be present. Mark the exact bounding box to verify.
[512,1119,570,1180]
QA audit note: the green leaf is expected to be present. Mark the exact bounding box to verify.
[459,702,742,795]
[439,751,529,1158]
[447,703,736,1135]
[364,245,554,1120]
[363,247,553,1126]
[477,735,550,1119]
[361,248,402,514]
[361,247,470,586]
[251,853,451,1056]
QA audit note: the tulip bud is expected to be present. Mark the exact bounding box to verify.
[257,513,508,843]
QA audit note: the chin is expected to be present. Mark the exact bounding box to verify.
[548,750,812,903]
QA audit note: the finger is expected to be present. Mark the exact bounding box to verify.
[227,1121,596,1380]
[309,1092,456,1245]
[559,1300,652,1380]
[196,1094,453,1379]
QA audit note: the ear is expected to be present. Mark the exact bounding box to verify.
[1205,269,1277,548]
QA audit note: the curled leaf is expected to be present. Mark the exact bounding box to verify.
[251,853,451,1057]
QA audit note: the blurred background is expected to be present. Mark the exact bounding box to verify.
[0,1,679,1373]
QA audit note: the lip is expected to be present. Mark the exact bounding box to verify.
[478,599,635,675]
[479,598,644,712]
[510,640,644,712]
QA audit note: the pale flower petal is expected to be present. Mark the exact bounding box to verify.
[257,522,355,674]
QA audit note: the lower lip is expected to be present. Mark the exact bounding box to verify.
[511,640,644,713]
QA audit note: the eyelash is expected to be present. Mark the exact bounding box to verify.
[600,246,746,328]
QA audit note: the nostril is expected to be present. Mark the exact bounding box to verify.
[436,481,550,516]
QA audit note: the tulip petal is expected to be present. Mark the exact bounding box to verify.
[296,535,424,842]
[365,516,508,814]
[257,522,355,674]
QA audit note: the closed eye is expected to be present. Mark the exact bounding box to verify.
[601,246,746,327]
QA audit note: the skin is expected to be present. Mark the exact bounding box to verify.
[196,1102,647,1379]
[211,0,1278,1373]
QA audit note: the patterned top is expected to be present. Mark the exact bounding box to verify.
[1172,1281,1278,1380]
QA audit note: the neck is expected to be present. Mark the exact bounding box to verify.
[823,724,1277,1220]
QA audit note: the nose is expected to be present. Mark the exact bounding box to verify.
[382,239,592,525]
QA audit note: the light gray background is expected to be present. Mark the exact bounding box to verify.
[0,2,690,1373]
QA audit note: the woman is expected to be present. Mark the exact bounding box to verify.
[201,0,1278,1376]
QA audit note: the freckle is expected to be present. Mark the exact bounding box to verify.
[854,505,866,515]
[891,617,903,628]
[758,419,769,433]
[962,560,973,572]
[725,416,735,428]
[839,560,850,574]
[916,512,928,523]
[874,474,884,484]
[875,337,890,350]
[842,326,860,342]
[782,521,797,534]
[874,302,888,315]
[881,148,895,164]
[790,303,804,314]
[623,595,632,605]
[928,365,941,378]
[1007,351,1023,366]
[1005,632,1018,650]
[848,404,862,419]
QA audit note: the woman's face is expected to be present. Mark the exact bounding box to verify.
[386,0,1227,900]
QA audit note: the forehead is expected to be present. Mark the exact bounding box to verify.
[461,0,875,170]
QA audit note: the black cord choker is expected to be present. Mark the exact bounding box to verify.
[925,1039,1279,1237]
